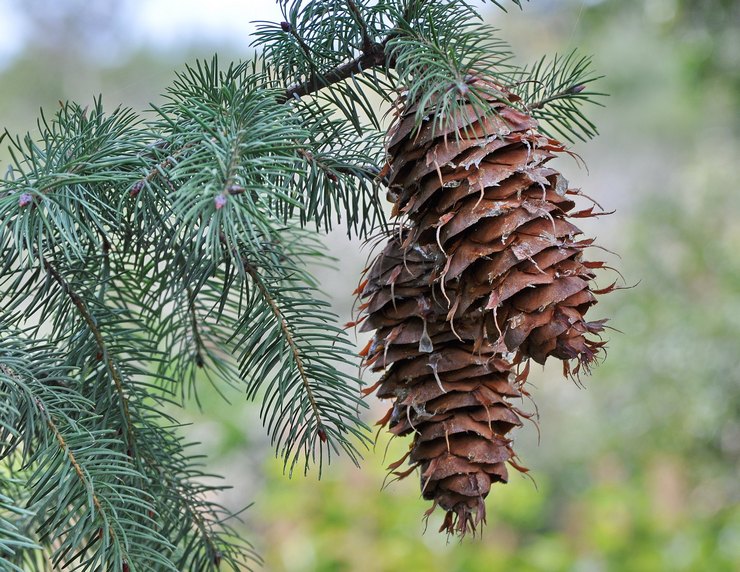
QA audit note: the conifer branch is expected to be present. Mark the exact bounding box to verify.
[134,138,205,196]
[243,263,326,439]
[39,399,118,550]
[525,83,586,111]
[42,259,137,454]
[346,0,373,53]
[280,39,387,103]
[0,0,607,563]
[155,469,224,567]
[187,287,206,368]
[514,51,604,141]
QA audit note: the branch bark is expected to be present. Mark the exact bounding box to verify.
[279,40,387,103]
[43,259,137,454]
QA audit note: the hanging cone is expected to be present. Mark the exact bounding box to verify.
[357,80,611,535]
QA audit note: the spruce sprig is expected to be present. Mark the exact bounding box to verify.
[517,50,607,142]
[1,1,603,568]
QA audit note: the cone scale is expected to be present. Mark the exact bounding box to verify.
[355,82,613,535]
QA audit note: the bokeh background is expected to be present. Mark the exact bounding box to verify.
[1,1,738,570]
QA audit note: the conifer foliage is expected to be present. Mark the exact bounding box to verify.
[0,0,611,569]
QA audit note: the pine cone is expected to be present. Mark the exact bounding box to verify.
[356,82,611,535]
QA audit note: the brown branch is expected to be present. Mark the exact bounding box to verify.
[214,228,325,436]
[278,1,386,104]
[1,364,110,526]
[346,0,373,53]
[36,397,124,556]
[193,229,336,452]
[288,25,314,61]
[187,286,206,367]
[43,259,137,454]
[42,402,104,514]
[130,139,203,197]
[149,466,222,565]
[298,147,386,185]
[242,261,326,437]
[276,0,430,105]
[279,40,387,103]
[526,84,587,112]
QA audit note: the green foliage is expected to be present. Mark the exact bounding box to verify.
[0,61,370,569]
[255,0,596,143]
[515,51,606,142]
[0,1,610,569]
[385,2,516,132]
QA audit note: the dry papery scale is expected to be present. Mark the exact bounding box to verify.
[354,79,615,535]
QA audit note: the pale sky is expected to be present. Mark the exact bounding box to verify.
[0,0,284,65]
[134,0,284,49]
[0,0,504,68]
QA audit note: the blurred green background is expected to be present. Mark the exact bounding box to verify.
[1,1,738,570]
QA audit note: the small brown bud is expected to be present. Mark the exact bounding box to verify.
[226,184,245,195]
[129,180,145,198]
[280,21,291,33]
